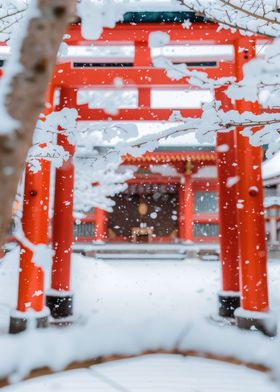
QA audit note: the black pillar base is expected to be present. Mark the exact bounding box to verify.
[9,314,49,334]
[46,293,73,319]
[218,292,240,318]
[235,308,277,337]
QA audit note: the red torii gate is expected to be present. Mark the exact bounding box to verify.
[9,18,276,336]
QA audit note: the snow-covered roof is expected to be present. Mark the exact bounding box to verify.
[134,123,213,146]
[159,131,213,147]
[193,166,217,178]
[76,121,214,152]
[262,151,280,180]
[264,196,280,208]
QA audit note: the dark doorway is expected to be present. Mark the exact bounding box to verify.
[108,184,179,242]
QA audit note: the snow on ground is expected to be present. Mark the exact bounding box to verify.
[0,248,280,384]
[71,252,220,324]
[1,354,278,392]
[0,247,220,331]
[2,247,280,330]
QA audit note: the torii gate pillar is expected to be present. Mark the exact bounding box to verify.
[9,85,54,333]
[233,38,276,336]
[215,87,240,317]
[46,88,76,320]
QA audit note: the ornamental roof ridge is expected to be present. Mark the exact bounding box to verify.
[123,151,216,163]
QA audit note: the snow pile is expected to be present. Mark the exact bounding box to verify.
[0,313,278,384]
[150,164,179,176]
[0,249,280,383]
[2,355,278,392]
[264,197,280,208]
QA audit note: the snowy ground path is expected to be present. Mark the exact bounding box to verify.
[0,248,223,331]
[0,248,280,386]
[2,248,280,330]
[1,354,278,392]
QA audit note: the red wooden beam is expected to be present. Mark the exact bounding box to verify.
[193,214,219,223]
[57,105,280,122]
[53,62,234,88]
[65,23,263,46]
[73,106,203,121]
[127,176,181,185]
[58,103,279,122]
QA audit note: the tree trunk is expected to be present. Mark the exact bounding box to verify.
[0,0,76,247]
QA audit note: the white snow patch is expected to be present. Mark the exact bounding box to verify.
[0,250,280,382]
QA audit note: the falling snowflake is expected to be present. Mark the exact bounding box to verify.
[182,19,192,29]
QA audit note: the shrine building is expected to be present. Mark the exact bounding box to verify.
[73,141,280,246]
[74,135,218,245]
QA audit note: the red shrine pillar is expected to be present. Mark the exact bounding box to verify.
[46,88,76,320]
[95,208,108,241]
[178,174,193,242]
[215,87,240,318]
[233,38,276,335]
[10,85,54,333]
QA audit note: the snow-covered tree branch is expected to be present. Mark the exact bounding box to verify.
[0,1,29,41]
[179,0,280,37]
[0,0,76,247]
